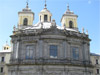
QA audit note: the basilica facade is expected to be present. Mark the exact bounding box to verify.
[7,2,94,75]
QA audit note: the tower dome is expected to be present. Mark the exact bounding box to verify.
[61,4,78,30]
[39,0,52,22]
[3,41,10,51]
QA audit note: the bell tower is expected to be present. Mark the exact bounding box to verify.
[18,2,34,27]
[61,4,78,30]
[3,41,10,51]
[39,0,52,22]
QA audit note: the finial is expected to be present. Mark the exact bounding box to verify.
[44,0,47,9]
[26,0,29,8]
[86,30,88,35]
[82,27,84,33]
[51,19,56,27]
[64,24,66,29]
[13,25,16,31]
[67,3,70,11]
[6,41,8,44]
[41,22,43,29]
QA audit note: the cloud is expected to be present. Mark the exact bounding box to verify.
[97,53,100,55]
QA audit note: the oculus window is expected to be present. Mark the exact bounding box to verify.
[50,45,58,58]
[26,45,34,59]
[72,47,79,60]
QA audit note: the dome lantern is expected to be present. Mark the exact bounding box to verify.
[39,0,52,22]
[61,4,78,31]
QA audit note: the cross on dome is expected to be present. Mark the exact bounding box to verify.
[44,0,47,9]
[26,0,29,8]
[6,41,8,45]
[67,3,70,11]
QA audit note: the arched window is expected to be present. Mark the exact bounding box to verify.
[69,21,73,28]
[7,47,8,50]
[23,18,28,26]
[4,47,6,50]
[44,15,48,22]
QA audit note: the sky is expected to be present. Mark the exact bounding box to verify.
[0,0,100,54]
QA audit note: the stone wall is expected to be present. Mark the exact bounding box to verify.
[8,65,93,75]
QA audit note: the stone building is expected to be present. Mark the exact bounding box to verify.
[7,2,95,75]
[0,43,11,75]
[90,53,100,75]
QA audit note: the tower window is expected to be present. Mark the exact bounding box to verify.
[1,67,3,73]
[96,59,99,64]
[50,45,58,58]
[97,69,99,74]
[69,21,73,28]
[23,18,28,26]
[4,47,6,50]
[44,15,48,22]
[7,47,8,50]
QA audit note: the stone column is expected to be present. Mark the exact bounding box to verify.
[8,70,11,75]
[44,42,48,59]
[87,43,90,63]
[63,41,67,58]
[16,41,19,59]
[83,42,90,63]
[82,42,86,63]
[63,66,66,75]
[10,41,14,60]
[67,42,71,60]
[39,40,43,58]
